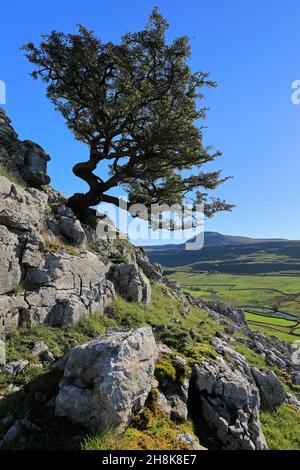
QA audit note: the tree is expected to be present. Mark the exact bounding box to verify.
[23,8,233,225]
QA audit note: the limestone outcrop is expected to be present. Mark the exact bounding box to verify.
[0,109,50,188]
[0,110,157,335]
[55,327,157,430]
[189,357,267,450]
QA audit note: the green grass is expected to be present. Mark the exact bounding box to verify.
[170,271,300,343]
[245,312,296,327]
[0,163,26,188]
[82,390,199,451]
[245,323,300,344]
[0,315,116,396]
[1,283,299,450]
[260,405,300,450]
[234,342,266,368]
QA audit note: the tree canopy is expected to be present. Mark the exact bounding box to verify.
[23,8,233,225]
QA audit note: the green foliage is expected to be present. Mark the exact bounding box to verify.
[87,242,106,256]
[14,282,26,294]
[185,343,217,364]
[1,282,299,451]
[0,314,117,396]
[0,164,26,187]
[109,255,127,264]
[43,234,80,256]
[106,284,221,358]
[170,270,300,343]
[155,354,189,386]
[23,9,231,218]
[234,342,266,368]
[82,390,199,451]
[260,405,300,450]
[66,246,80,257]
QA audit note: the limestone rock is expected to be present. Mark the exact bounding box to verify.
[251,368,286,409]
[0,294,28,333]
[204,300,247,326]
[108,263,151,304]
[55,327,157,430]
[30,340,49,355]
[190,357,267,450]
[0,225,21,294]
[0,109,50,188]
[2,359,29,376]
[286,393,300,412]
[292,373,300,386]
[177,433,206,450]
[0,176,47,231]
[18,140,50,187]
[135,247,163,282]
[156,391,172,417]
[30,250,109,291]
[48,204,87,246]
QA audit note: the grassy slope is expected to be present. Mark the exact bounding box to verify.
[169,271,300,343]
[0,284,299,450]
[260,405,300,450]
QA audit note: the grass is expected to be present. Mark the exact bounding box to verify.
[260,404,300,450]
[42,232,81,256]
[82,390,199,451]
[170,271,300,343]
[0,285,205,450]
[0,315,116,396]
[0,163,26,188]
[106,284,222,361]
[234,342,266,368]
[87,242,106,256]
[0,283,298,450]
[245,323,299,344]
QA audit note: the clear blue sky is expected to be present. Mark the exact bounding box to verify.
[1,0,300,240]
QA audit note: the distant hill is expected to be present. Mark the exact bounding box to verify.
[145,232,300,274]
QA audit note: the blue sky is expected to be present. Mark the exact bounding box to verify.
[1,0,300,242]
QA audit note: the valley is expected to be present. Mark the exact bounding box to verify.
[167,271,300,343]
[146,232,300,344]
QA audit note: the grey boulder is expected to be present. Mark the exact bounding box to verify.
[55,327,157,430]
[109,263,151,304]
[251,368,286,409]
[190,357,267,450]
[0,176,47,231]
[0,226,21,295]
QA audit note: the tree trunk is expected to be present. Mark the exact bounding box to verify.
[66,149,104,219]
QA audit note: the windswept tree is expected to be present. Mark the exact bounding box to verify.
[23,8,232,226]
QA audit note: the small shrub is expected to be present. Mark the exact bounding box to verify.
[87,242,106,256]
[42,232,80,256]
[66,246,80,257]
[155,356,177,384]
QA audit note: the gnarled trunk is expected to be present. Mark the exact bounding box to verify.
[66,149,104,219]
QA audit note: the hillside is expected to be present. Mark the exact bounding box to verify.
[145,232,300,275]
[0,110,299,451]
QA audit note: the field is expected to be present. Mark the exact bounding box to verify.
[168,271,300,343]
